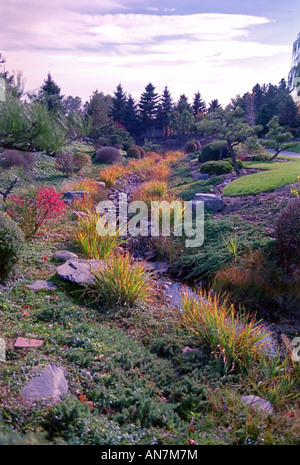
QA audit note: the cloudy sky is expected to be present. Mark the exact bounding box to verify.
[0,0,299,106]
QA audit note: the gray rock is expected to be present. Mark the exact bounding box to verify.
[240,395,274,415]
[22,364,68,405]
[57,258,103,285]
[25,280,57,291]
[52,250,78,262]
[144,262,170,274]
[63,190,90,205]
[154,158,163,163]
[193,193,223,212]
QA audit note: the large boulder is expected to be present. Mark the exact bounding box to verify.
[56,258,103,285]
[193,193,223,212]
[52,250,78,262]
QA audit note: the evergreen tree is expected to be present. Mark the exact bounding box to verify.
[111,83,127,124]
[38,73,64,113]
[176,94,191,114]
[192,91,206,116]
[121,94,141,137]
[207,99,222,113]
[156,86,174,135]
[139,83,159,129]
[84,90,112,130]
[288,32,300,97]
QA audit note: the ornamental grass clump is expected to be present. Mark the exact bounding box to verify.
[180,288,273,373]
[89,253,155,307]
[74,213,126,259]
[98,165,129,187]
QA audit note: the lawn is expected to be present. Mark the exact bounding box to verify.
[223,156,300,196]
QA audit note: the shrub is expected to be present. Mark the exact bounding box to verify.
[223,157,244,169]
[199,141,229,162]
[95,146,122,164]
[180,287,273,373]
[251,152,272,161]
[184,140,201,154]
[89,253,155,307]
[72,152,92,170]
[55,152,89,177]
[0,211,25,281]
[200,160,233,175]
[127,145,146,159]
[0,150,35,173]
[274,197,300,262]
[7,187,65,237]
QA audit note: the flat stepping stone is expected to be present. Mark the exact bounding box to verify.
[14,337,43,349]
[193,193,223,212]
[22,364,68,404]
[52,250,78,262]
[25,280,57,291]
[240,395,274,415]
[57,258,103,285]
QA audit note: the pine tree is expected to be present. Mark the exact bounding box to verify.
[84,90,112,129]
[139,83,159,129]
[176,94,191,114]
[192,91,206,116]
[111,83,127,125]
[122,94,141,137]
[39,73,64,112]
[207,99,221,113]
[156,86,174,135]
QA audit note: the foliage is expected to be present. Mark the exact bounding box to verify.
[0,211,25,280]
[7,186,65,237]
[291,174,300,197]
[0,150,35,173]
[184,140,202,154]
[92,122,135,150]
[200,160,233,175]
[0,95,68,153]
[180,287,273,373]
[274,197,300,262]
[199,140,229,162]
[74,213,126,259]
[196,107,258,175]
[126,145,146,159]
[95,146,122,164]
[88,253,155,307]
[262,116,297,160]
[174,215,270,282]
[98,165,129,187]
[55,152,90,177]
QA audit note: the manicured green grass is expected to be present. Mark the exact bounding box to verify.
[223,157,300,196]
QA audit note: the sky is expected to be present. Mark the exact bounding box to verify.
[0,0,299,107]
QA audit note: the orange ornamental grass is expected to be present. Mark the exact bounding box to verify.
[72,178,108,213]
[131,180,173,205]
[98,165,130,187]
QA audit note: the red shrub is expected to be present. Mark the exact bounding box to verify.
[8,187,65,237]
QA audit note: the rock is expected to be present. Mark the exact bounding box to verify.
[240,395,274,415]
[57,258,103,285]
[154,158,163,163]
[22,364,68,404]
[193,193,223,212]
[144,262,170,274]
[63,190,90,205]
[52,250,78,262]
[97,181,106,188]
[25,280,57,291]
[14,337,44,349]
